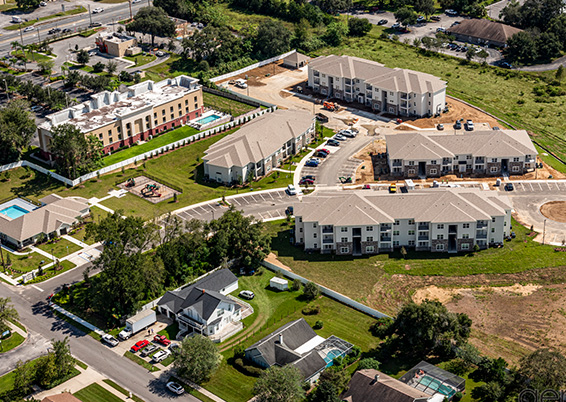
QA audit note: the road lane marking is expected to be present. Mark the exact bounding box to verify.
[32,285,44,292]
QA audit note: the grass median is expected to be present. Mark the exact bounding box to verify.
[4,6,87,30]
[124,351,160,372]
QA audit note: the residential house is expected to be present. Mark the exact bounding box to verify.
[293,188,512,254]
[245,318,353,383]
[447,19,522,47]
[0,194,89,250]
[203,110,315,184]
[307,55,446,117]
[399,361,466,400]
[157,269,243,341]
[38,75,203,159]
[386,130,537,178]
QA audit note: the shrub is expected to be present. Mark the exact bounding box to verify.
[291,279,301,291]
[349,345,361,359]
[233,358,263,377]
[452,391,463,401]
[313,320,323,329]
[357,358,380,371]
[370,317,394,338]
[302,305,320,315]
[303,281,320,301]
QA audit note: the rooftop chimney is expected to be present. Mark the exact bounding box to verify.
[374,374,380,383]
[278,334,283,344]
[202,289,205,294]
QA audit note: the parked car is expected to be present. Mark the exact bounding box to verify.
[169,343,181,354]
[315,113,329,123]
[286,184,298,195]
[101,334,119,347]
[431,15,441,21]
[152,349,171,363]
[362,184,371,189]
[465,119,474,131]
[140,343,158,357]
[305,160,319,167]
[62,28,71,33]
[454,120,462,129]
[235,79,248,89]
[315,151,328,158]
[492,126,500,130]
[299,178,314,185]
[377,19,388,25]
[505,183,514,191]
[445,9,458,15]
[153,334,171,346]
[239,290,255,300]
[23,26,35,32]
[499,61,513,69]
[326,139,340,147]
[156,50,165,57]
[389,184,397,193]
[166,382,185,395]
[89,22,102,27]
[317,148,330,155]
[132,0,142,3]
[130,339,149,353]
[391,23,400,29]
[436,27,446,33]
[333,134,347,141]
[437,123,444,130]
[39,1,46,6]
[302,175,316,181]
[416,15,425,23]
[92,7,104,13]
[48,28,61,35]
[340,130,356,138]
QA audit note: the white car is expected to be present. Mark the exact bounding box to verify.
[239,290,255,300]
[92,7,104,13]
[132,0,141,3]
[166,382,185,395]
[286,184,297,196]
[235,79,248,89]
[152,349,171,363]
[101,334,119,347]
[333,134,347,141]
[23,26,35,32]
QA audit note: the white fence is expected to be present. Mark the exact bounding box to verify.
[261,260,390,319]
[210,50,297,83]
[0,107,277,187]
[51,303,105,335]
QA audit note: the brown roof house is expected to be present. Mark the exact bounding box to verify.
[0,194,89,249]
[41,392,82,402]
[282,51,310,69]
[447,19,522,47]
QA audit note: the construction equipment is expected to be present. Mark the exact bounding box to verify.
[323,101,338,112]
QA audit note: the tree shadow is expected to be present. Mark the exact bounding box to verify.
[147,372,182,399]
[30,301,89,339]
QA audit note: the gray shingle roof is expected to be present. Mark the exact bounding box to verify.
[309,55,446,94]
[386,130,537,160]
[294,189,512,225]
[447,19,522,44]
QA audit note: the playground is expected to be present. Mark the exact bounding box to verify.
[118,176,181,204]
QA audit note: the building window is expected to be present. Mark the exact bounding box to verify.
[314,243,318,248]
[408,169,416,175]
[393,231,400,236]
[313,233,317,238]
[117,126,121,133]
[109,137,113,143]
[366,226,373,231]
[170,106,174,113]
[490,167,499,173]
[341,237,348,243]
[394,220,400,226]
[178,103,182,109]
[366,237,373,242]
[437,224,444,229]
[492,217,496,222]
[194,103,198,110]
[463,223,470,229]
[408,240,415,246]
[437,234,444,240]
[430,169,438,175]
[313,223,317,228]
[461,243,470,250]
[393,241,399,246]
[299,228,303,232]
[408,230,415,236]
[513,157,520,162]
[491,158,497,163]
[408,161,415,166]
[436,244,444,251]
[163,118,166,123]
[491,228,495,233]
[341,227,348,232]
[512,166,520,172]
[98,133,103,140]
[339,246,349,253]
[408,219,415,225]
[431,160,436,165]
[463,234,469,239]
[162,110,166,115]
[185,99,188,105]
[154,113,157,119]
[186,107,189,113]
[418,241,428,247]
[366,246,374,253]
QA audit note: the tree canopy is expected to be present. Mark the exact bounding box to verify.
[127,6,176,46]
[0,297,19,333]
[181,25,247,67]
[394,7,417,27]
[518,348,566,391]
[0,99,36,164]
[253,365,304,402]
[347,18,372,37]
[174,334,221,383]
[254,19,292,58]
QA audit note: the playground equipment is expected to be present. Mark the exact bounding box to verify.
[126,178,136,187]
[323,101,338,112]
[142,183,162,197]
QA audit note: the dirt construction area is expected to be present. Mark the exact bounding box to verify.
[540,201,566,223]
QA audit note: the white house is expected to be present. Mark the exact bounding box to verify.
[157,269,242,341]
[293,188,512,255]
[308,55,446,117]
[203,110,315,184]
[386,130,537,178]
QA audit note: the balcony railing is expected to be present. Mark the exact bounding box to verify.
[380,237,392,242]
[400,94,408,99]
[477,222,488,229]
[449,228,458,234]
[322,238,334,244]
[418,224,429,230]
[392,161,402,167]
[314,78,320,85]
[476,232,488,239]
[380,226,392,232]
[322,227,333,233]
[418,235,429,241]
[475,158,485,164]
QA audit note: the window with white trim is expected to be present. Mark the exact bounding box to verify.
[437,234,444,240]
[341,227,348,232]
[437,224,444,229]
[408,230,415,236]
[340,246,349,253]
[461,243,470,250]
[430,169,438,175]
[366,237,374,242]
[463,223,470,228]
[463,234,469,239]
[366,226,373,231]
[341,237,348,243]
[366,246,375,253]
[408,240,415,246]
[436,244,444,251]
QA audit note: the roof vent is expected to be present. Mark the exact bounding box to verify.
[374,374,379,383]
[202,289,205,294]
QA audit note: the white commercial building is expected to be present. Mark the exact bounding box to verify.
[307,55,446,117]
[293,189,512,255]
[203,110,315,184]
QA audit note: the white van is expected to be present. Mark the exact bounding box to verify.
[234,78,248,89]
[11,16,22,23]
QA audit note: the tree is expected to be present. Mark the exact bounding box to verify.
[92,61,105,73]
[65,70,81,88]
[127,6,176,47]
[37,59,54,75]
[506,31,538,63]
[318,366,349,392]
[35,353,57,387]
[13,360,33,393]
[105,61,118,76]
[548,14,566,46]
[0,99,37,164]
[394,7,417,27]
[76,49,90,65]
[414,0,435,18]
[518,348,566,391]
[255,19,292,58]
[0,297,19,333]
[466,47,476,62]
[52,337,74,378]
[119,71,133,82]
[49,123,104,179]
[470,382,504,402]
[313,0,351,14]
[311,381,340,402]
[357,357,380,371]
[477,49,489,63]
[400,246,407,259]
[174,335,221,383]
[303,281,320,301]
[324,21,349,46]
[536,32,562,61]
[182,25,246,67]
[556,65,566,82]
[391,300,472,358]
[15,0,40,9]
[253,365,304,402]
[348,18,372,37]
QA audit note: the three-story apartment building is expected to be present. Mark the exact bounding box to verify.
[293,189,512,255]
[386,130,537,178]
[307,55,446,117]
[38,75,203,160]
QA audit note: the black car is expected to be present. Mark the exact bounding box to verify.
[315,112,329,123]
[326,139,340,147]
[505,183,514,191]
[454,120,462,129]
[48,28,61,35]
[89,22,102,27]
[377,19,388,25]
[499,61,513,69]
[62,28,71,33]
[315,151,328,158]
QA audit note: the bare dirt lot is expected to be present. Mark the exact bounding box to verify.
[352,140,386,183]
[540,201,566,223]
[217,61,289,87]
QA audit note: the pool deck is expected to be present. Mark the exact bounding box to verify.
[0,198,39,221]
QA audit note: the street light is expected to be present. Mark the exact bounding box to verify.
[542,219,547,245]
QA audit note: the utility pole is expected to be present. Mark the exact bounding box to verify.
[37,27,41,43]
[88,4,93,27]
[2,79,9,101]
[129,0,133,21]
[19,23,24,47]
[542,219,547,245]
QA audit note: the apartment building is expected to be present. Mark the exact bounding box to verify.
[386,130,537,178]
[203,110,315,184]
[293,189,512,255]
[307,55,446,117]
[38,75,203,159]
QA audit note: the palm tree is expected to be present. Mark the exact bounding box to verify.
[105,61,118,76]
[27,43,39,62]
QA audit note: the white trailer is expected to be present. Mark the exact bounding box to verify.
[118,309,156,340]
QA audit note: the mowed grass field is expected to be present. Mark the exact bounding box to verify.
[203,92,258,116]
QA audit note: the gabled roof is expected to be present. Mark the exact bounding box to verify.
[309,55,446,94]
[0,196,89,242]
[386,130,537,161]
[284,51,310,64]
[294,189,511,225]
[179,287,238,320]
[41,393,82,402]
[203,110,313,169]
[157,269,238,315]
[447,19,522,44]
[341,369,431,402]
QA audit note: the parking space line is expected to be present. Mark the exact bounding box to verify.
[232,198,241,205]
[529,183,534,191]
[537,182,543,191]
[190,208,201,215]
[260,194,267,201]
[519,183,525,191]
[546,183,552,191]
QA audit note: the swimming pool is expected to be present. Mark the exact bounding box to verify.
[196,114,222,125]
[323,349,344,366]
[417,375,456,398]
[0,205,31,219]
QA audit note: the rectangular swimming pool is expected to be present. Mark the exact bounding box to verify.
[0,198,38,220]
[0,205,31,219]
[417,375,456,398]
[196,114,222,125]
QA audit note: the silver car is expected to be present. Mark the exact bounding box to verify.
[141,343,158,357]
[102,334,119,347]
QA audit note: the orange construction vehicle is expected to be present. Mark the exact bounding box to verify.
[323,101,338,112]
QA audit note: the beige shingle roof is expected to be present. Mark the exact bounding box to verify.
[386,130,537,160]
[294,189,511,225]
[448,19,522,44]
[0,196,89,242]
[309,55,446,94]
[203,110,313,169]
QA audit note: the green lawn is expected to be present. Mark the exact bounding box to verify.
[74,383,124,402]
[0,0,16,12]
[266,218,566,305]
[157,322,179,340]
[0,332,25,353]
[2,250,45,277]
[123,351,160,372]
[203,92,258,117]
[123,54,157,67]
[10,50,52,63]
[24,260,76,284]
[36,237,82,259]
[102,379,145,402]
[4,6,87,30]
[69,226,96,245]
[201,270,379,402]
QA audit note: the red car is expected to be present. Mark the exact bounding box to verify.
[299,178,314,185]
[153,334,171,346]
[131,339,149,352]
[317,148,330,155]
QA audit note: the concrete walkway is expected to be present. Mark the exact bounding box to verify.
[33,366,104,400]
[62,234,89,249]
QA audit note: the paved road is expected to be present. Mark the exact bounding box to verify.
[0,262,199,401]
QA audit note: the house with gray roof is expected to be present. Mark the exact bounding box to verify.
[447,19,522,47]
[386,130,537,178]
[0,194,89,250]
[245,318,353,383]
[203,109,315,184]
[293,188,512,254]
[157,269,242,341]
[308,55,446,117]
